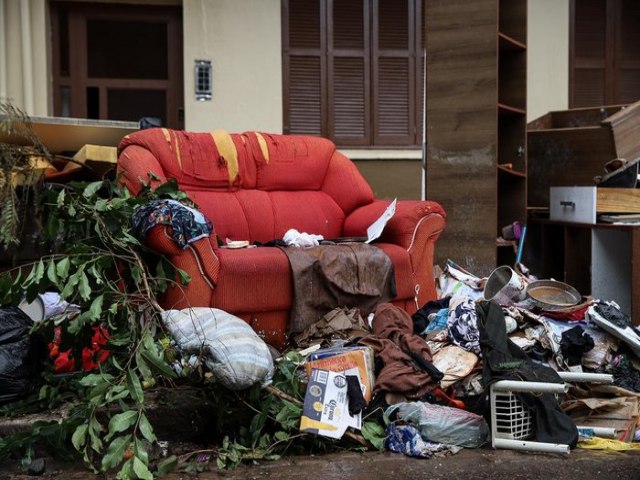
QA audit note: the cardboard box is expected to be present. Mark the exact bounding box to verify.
[562,396,639,442]
[8,155,57,186]
[300,368,361,439]
[305,346,375,402]
[65,144,118,176]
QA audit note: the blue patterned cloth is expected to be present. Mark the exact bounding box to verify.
[384,422,460,458]
[131,199,213,249]
[422,308,449,335]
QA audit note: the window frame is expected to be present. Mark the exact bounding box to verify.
[282,0,424,148]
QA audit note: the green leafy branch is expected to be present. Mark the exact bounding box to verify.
[0,102,50,250]
[0,176,189,477]
[0,165,386,476]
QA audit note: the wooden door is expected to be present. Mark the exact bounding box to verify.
[51,2,184,129]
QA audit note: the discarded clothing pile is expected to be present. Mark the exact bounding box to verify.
[291,258,640,456]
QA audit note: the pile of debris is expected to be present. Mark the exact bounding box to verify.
[272,259,640,457]
[6,258,640,471]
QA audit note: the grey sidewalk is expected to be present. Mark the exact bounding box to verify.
[2,448,640,480]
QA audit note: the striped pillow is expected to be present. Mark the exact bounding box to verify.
[161,307,274,390]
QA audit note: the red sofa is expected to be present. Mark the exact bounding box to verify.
[118,129,445,348]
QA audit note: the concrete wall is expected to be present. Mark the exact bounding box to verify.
[0,0,49,116]
[354,159,422,201]
[527,0,570,122]
[183,0,283,133]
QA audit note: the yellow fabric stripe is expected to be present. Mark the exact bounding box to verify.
[211,129,239,183]
[171,130,182,170]
[255,132,270,164]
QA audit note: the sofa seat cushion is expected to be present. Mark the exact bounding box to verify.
[210,242,415,315]
[211,246,294,313]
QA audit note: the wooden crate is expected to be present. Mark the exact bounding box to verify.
[528,101,640,208]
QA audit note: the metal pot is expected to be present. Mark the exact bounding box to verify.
[525,279,581,311]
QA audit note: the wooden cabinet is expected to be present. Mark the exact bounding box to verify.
[426,0,527,276]
[527,102,640,209]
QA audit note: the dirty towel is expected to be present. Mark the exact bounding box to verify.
[283,244,396,333]
[423,308,449,335]
[611,364,640,393]
[578,437,640,451]
[412,296,451,334]
[432,345,479,389]
[560,326,594,366]
[283,228,323,248]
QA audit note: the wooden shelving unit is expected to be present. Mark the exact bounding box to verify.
[426,0,527,276]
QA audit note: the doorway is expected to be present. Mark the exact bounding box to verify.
[50,2,184,128]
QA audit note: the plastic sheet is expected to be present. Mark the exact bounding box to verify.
[386,401,489,448]
[0,307,40,404]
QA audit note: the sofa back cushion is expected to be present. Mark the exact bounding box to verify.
[188,189,346,242]
[118,129,375,242]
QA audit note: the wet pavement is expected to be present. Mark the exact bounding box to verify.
[2,448,640,479]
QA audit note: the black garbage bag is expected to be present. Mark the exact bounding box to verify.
[0,307,42,404]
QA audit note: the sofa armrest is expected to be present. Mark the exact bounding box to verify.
[117,144,168,194]
[145,225,220,288]
[344,200,446,305]
[343,200,446,249]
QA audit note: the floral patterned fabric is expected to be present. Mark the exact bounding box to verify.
[447,296,481,356]
[131,199,213,249]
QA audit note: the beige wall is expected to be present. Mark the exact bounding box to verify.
[527,0,570,122]
[1,0,49,116]
[0,1,570,131]
[183,0,283,133]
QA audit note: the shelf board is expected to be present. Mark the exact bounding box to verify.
[499,32,527,52]
[498,164,526,177]
[498,103,526,116]
[496,238,518,248]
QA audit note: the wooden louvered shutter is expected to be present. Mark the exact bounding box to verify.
[416,0,425,146]
[570,0,611,107]
[617,0,640,104]
[373,0,416,145]
[328,0,370,145]
[284,0,326,136]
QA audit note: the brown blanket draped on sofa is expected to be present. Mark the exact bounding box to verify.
[282,243,396,333]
